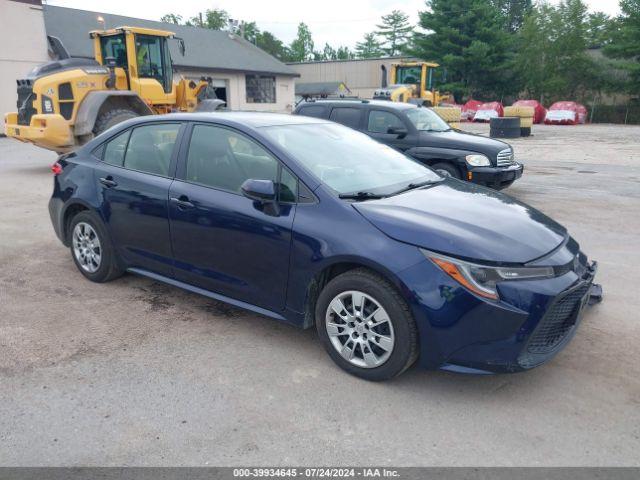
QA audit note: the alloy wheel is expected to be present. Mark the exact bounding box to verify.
[72,222,102,273]
[325,290,395,368]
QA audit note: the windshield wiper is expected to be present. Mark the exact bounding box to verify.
[389,179,443,196]
[338,191,386,200]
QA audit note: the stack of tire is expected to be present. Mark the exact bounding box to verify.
[489,117,520,138]
[503,105,535,137]
[431,106,461,129]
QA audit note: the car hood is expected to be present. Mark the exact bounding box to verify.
[418,129,508,158]
[353,180,567,264]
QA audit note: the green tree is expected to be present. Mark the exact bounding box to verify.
[376,10,412,56]
[289,22,315,62]
[204,8,229,30]
[491,0,532,32]
[322,43,337,60]
[413,0,517,100]
[160,13,183,25]
[355,32,385,58]
[604,0,640,95]
[336,46,354,60]
[515,0,600,103]
[586,12,614,47]
[255,31,290,61]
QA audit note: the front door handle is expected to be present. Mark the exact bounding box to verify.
[99,177,118,188]
[170,196,195,210]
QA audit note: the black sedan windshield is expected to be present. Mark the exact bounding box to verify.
[261,123,440,195]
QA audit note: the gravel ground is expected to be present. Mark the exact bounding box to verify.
[1,123,639,466]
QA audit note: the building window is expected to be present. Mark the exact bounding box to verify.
[246,75,276,103]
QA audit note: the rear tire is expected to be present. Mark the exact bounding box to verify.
[69,211,123,283]
[93,108,138,136]
[315,268,418,381]
[431,162,460,179]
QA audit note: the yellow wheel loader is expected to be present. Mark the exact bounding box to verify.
[374,61,451,106]
[4,26,222,153]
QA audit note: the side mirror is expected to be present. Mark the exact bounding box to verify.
[241,179,276,202]
[387,125,408,138]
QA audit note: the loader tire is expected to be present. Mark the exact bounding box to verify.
[93,108,138,136]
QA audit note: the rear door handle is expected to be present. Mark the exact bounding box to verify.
[99,177,118,188]
[170,196,195,210]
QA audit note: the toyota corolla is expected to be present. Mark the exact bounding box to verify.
[49,112,600,380]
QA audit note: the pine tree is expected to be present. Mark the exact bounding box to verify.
[355,33,385,58]
[413,0,516,100]
[376,10,412,56]
[604,0,640,95]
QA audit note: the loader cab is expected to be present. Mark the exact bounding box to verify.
[92,26,177,106]
[391,62,440,97]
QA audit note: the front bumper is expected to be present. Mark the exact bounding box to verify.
[4,112,74,152]
[396,249,599,374]
[468,163,523,189]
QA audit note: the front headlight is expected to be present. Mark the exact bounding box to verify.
[465,154,491,167]
[422,249,554,300]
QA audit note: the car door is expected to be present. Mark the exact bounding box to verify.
[168,123,298,312]
[329,106,363,130]
[93,122,183,277]
[366,109,417,151]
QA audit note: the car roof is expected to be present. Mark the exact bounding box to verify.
[122,111,331,129]
[298,99,418,111]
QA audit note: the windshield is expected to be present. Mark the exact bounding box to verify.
[406,108,451,132]
[260,123,440,196]
[396,66,422,85]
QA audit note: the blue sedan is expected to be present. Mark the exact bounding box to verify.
[49,112,599,380]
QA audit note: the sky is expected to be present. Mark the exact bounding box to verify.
[45,0,622,49]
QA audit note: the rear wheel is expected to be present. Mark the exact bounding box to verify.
[315,269,418,381]
[431,162,460,179]
[69,211,123,283]
[93,108,138,136]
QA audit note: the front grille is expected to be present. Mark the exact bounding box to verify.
[518,282,590,368]
[496,148,515,166]
[16,79,36,126]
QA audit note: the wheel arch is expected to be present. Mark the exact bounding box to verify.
[74,91,153,138]
[301,256,408,329]
[60,200,101,245]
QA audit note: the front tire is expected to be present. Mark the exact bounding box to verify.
[431,162,460,179]
[93,108,138,136]
[315,269,418,381]
[69,211,123,283]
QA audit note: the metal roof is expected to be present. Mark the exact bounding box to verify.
[295,82,351,96]
[43,5,299,77]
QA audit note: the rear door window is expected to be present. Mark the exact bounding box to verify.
[329,107,362,129]
[102,129,130,167]
[123,123,181,177]
[297,105,327,118]
[367,110,405,133]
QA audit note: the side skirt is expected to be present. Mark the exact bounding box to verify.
[127,267,288,323]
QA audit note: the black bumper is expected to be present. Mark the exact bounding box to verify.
[469,163,524,189]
